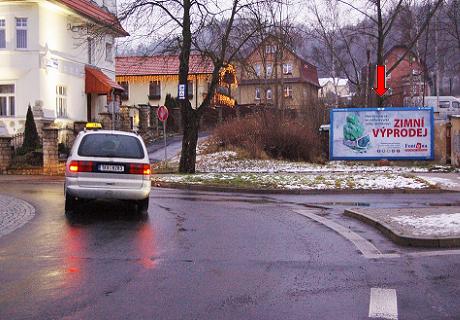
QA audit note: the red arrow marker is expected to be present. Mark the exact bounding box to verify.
[373,65,388,97]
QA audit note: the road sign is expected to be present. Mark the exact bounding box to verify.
[157,105,169,122]
[373,65,388,96]
[156,105,169,166]
[178,84,186,100]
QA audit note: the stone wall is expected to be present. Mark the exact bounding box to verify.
[434,120,449,164]
[138,105,150,132]
[99,113,113,130]
[120,106,131,131]
[0,136,12,174]
[42,128,59,175]
[450,116,460,168]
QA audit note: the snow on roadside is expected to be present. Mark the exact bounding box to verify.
[418,176,460,189]
[152,172,432,190]
[391,213,460,237]
[195,151,435,174]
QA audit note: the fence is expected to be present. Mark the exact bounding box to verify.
[11,132,24,150]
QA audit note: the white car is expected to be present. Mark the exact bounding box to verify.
[64,129,151,213]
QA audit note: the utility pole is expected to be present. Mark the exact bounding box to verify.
[332,48,339,108]
[366,48,370,107]
[435,8,440,109]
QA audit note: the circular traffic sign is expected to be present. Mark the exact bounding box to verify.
[157,105,169,122]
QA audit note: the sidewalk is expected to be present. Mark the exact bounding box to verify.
[0,193,35,238]
[0,175,64,183]
[414,172,460,192]
[345,207,460,248]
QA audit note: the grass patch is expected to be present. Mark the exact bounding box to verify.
[152,172,435,191]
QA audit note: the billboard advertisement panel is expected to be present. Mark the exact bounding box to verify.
[330,107,434,160]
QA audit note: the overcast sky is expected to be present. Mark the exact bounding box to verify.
[116,0,419,50]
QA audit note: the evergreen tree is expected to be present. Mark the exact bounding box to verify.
[21,104,40,153]
[164,94,178,110]
[164,94,179,131]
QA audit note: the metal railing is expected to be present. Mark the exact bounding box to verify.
[11,132,24,150]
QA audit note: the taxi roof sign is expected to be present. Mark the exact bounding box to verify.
[85,122,102,130]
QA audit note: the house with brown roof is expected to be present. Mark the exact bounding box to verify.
[237,36,320,112]
[362,45,430,107]
[115,54,237,111]
[384,46,430,106]
[0,0,128,139]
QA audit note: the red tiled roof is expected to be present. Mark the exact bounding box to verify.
[85,66,124,94]
[115,55,215,76]
[52,0,129,36]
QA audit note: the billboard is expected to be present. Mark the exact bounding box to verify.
[330,107,434,160]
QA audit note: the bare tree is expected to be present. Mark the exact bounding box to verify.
[307,0,444,106]
[119,0,268,173]
[306,0,374,105]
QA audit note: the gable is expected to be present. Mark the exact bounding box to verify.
[51,0,128,36]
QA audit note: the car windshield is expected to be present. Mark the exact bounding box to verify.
[78,134,144,159]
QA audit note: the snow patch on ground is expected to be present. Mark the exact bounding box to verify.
[391,213,460,237]
[195,151,433,174]
[153,172,431,190]
[420,177,460,188]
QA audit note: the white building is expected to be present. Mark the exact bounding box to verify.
[0,0,128,137]
[318,78,350,99]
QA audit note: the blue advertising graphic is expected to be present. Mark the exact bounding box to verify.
[330,107,434,160]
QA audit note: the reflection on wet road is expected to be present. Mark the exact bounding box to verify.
[0,183,459,319]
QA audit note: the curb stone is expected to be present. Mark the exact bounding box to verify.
[151,181,450,195]
[344,208,460,248]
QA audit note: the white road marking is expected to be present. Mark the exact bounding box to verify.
[293,209,382,258]
[369,288,398,319]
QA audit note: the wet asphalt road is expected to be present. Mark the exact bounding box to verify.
[0,182,460,319]
[148,133,209,163]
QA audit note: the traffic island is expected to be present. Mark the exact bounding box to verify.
[151,172,443,194]
[344,207,460,248]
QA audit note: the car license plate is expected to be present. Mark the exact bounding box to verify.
[98,164,125,172]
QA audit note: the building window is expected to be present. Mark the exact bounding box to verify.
[119,81,129,101]
[187,80,194,99]
[88,38,94,64]
[265,45,276,54]
[0,19,5,49]
[105,43,113,62]
[149,81,161,100]
[266,88,272,100]
[266,64,273,77]
[284,85,293,98]
[16,18,27,49]
[283,63,293,75]
[255,87,260,100]
[0,85,15,116]
[56,85,67,118]
[255,64,261,77]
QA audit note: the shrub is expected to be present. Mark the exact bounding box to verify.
[164,94,180,132]
[10,151,43,168]
[211,111,326,162]
[58,143,70,154]
[21,105,40,153]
